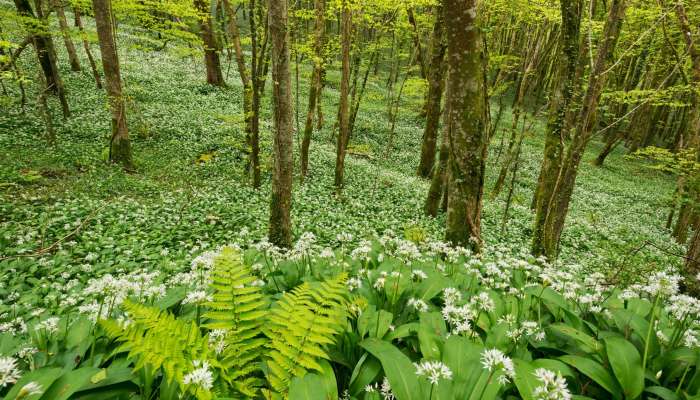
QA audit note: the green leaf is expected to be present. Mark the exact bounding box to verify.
[604,337,644,399]
[40,367,102,400]
[349,354,382,396]
[560,355,623,399]
[65,317,93,349]
[548,324,601,353]
[3,367,63,400]
[513,359,538,400]
[289,373,326,400]
[644,386,680,400]
[360,338,421,400]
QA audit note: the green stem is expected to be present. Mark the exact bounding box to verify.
[676,363,691,394]
[642,294,660,373]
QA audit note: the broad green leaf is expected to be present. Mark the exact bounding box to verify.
[289,373,326,400]
[513,359,538,400]
[560,355,622,399]
[3,367,63,400]
[349,354,382,396]
[604,336,644,399]
[548,324,601,353]
[644,386,680,400]
[40,367,101,400]
[65,317,93,349]
[360,338,421,400]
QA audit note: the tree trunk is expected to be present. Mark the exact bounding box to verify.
[13,0,56,92]
[406,7,427,80]
[334,1,351,191]
[424,101,450,217]
[531,0,583,256]
[92,0,133,169]
[443,0,488,252]
[53,0,81,71]
[268,0,294,248]
[74,8,103,89]
[674,2,700,245]
[194,0,225,86]
[539,0,628,258]
[416,5,447,179]
[300,0,325,178]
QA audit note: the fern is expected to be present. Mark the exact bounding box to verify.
[101,300,217,400]
[203,247,268,397]
[264,274,350,393]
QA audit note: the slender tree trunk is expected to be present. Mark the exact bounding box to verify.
[194,0,225,86]
[674,2,700,245]
[300,0,325,178]
[35,0,70,118]
[13,0,56,92]
[417,5,447,178]
[222,0,255,180]
[531,0,583,256]
[92,0,133,169]
[425,101,450,217]
[539,0,628,258]
[53,0,81,71]
[74,8,103,88]
[334,1,351,191]
[443,0,488,252]
[406,7,427,79]
[268,0,293,248]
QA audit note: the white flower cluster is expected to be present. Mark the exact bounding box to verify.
[480,349,516,384]
[0,356,21,387]
[364,377,395,399]
[414,361,452,385]
[183,360,213,390]
[533,368,571,400]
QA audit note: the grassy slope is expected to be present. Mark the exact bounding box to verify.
[0,16,683,284]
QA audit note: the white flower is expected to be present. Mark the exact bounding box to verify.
[533,368,571,400]
[443,288,462,306]
[182,290,213,305]
[35,317,60,334]
[347,277,363,291]
[472,292,495,313]
[380,376,395,399]
[414,361,452,385]
[480,349,515,383]
[0,356,21,387]
[411,270,428,281]
[16,381,43,398]
[644,272,681,297]
[183,360,213,390]
[408,298,429,312]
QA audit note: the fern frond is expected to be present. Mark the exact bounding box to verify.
[202,247,269,397]
[100,300,217,400]
[264,273,350,394]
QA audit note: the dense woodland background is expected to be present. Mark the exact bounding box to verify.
[2,0,700,399]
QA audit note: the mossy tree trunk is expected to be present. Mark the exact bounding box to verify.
[531,0,583,256]
[416,5,447,179]
[92,0,133,169]
[268,0,293,248]
[443,0,488,252]
[334,0,351,192]
[537,0,627,258]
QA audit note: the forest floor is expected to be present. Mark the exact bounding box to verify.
[0,22,684,286]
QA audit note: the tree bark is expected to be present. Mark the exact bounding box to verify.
[674,2,700,245]
[300,0,325,178]
[74,8,103,89]
[53,0,81,71]
[443,0,488,252]
[92,0,133,169]
[416,5,447,179]
[268,0,294,248]
[194,0,225,86]
[531,0,582,256]
[424,100,450,217]
[538,0,627,258]
[334,1,351,191]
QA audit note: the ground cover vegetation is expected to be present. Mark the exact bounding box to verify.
[1,0,700,398]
